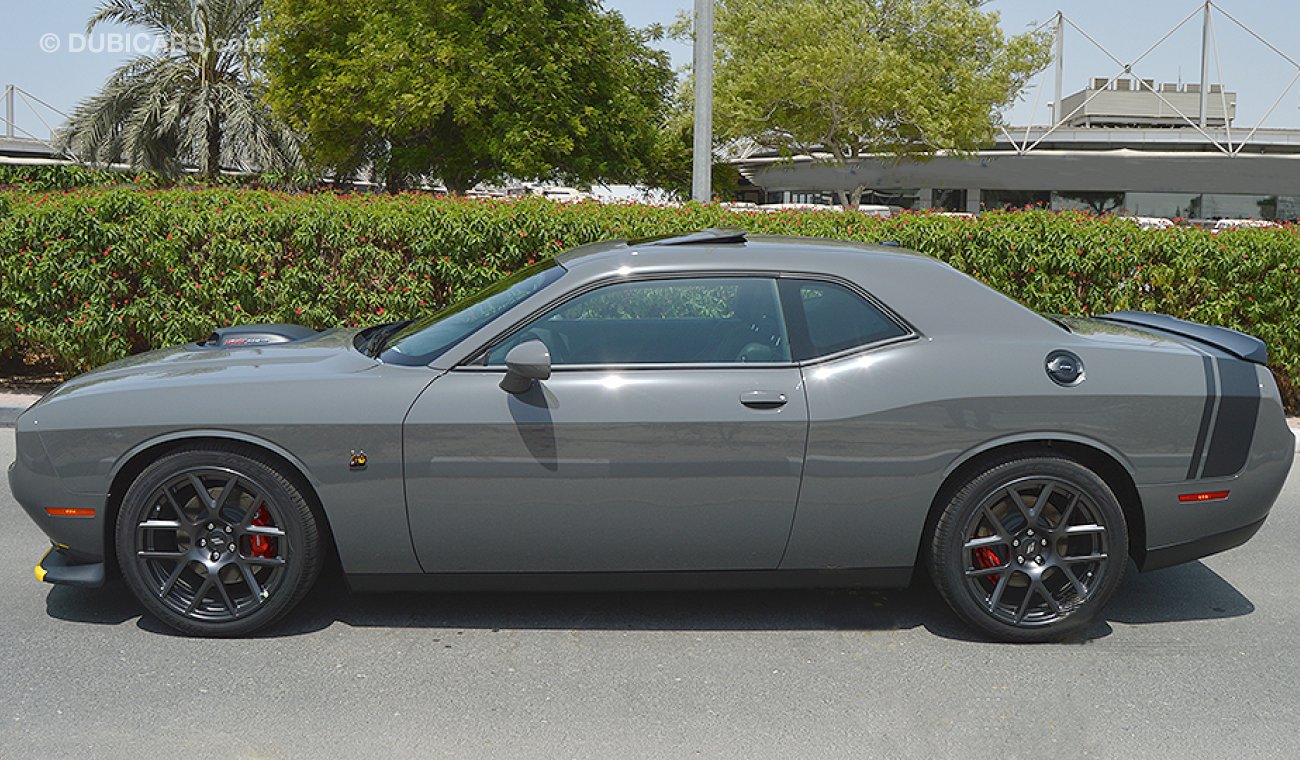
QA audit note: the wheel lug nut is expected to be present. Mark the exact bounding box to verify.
[1013,539,1020,547]
[1036,556,1044,564]
[1016,555,1024,564]
[224,525,232,533]
[210,552,220,562]
[207,523,214,530]
[198,539,206,547]
[1027,529,1034,536]
[228,544,237,553]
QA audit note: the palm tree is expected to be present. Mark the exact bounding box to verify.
[59,0,301,177]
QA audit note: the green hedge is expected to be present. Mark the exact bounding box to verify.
[0,164,317,192]
[1,188,1297,410]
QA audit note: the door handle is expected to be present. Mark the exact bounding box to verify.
[740,390,788,409]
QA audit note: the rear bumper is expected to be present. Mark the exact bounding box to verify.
[1142,515,1267,571]
[1136,465,1286,571]
[1135,370,1292,570]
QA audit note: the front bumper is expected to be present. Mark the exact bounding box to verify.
[35,545,106,587]
[9,425,110,577]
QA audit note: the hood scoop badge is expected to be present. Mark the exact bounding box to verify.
[197,324,319,349]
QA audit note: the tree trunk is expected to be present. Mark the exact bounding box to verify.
[205,109,221,179]
[440,173,475,196]
[838,185,867,211]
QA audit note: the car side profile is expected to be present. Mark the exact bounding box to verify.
[10,230,1294,641]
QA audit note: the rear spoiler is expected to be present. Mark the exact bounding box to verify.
[1098,311,1268,365]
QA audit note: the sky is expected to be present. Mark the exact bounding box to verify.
[3,0,1299,141]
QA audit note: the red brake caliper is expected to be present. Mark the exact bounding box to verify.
[974,547,1002,588]
[249,506,276,559]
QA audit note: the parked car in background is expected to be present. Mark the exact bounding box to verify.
[1209,218,1278,232]
[755,203,893,216]
[1122,216,1175,230]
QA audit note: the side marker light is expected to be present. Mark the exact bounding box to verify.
[45,507,96,517]
[1178,491,1230,503]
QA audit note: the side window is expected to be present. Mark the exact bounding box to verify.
[782,279,908,360]
[486,277,791,366]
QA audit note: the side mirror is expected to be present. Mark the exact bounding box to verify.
[499,340,552,393]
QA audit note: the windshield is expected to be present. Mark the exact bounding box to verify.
[378,259,564,366]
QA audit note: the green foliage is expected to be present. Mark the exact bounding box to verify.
[702,0,1052,207]
[59,0,302,177]
[0,165,319,192]
[0,165,134,191]
[261,0,675,193]
[1,189,1297,410]
[555,280,742,321]
[639,121,746,202]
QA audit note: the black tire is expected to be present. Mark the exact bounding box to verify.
[115,443,323,637]
[928,453,1128,643]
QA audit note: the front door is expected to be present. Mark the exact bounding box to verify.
[403,276,808,573]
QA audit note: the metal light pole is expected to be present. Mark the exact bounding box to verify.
[691,0,714,203]
[1199,0,1211,127]
[1053,12,1064,124]
[4,85,13,139]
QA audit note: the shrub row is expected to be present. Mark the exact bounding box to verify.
[1,188,1297,409]
[0,164,317,192]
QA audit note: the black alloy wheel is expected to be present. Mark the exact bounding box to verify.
[116,444,323,636]
[929,454,1128,643]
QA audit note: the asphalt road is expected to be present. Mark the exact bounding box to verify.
[1,430,1297,760]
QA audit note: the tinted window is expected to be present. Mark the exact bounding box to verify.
[783,279,907,359]
[486,277,791,366]
[380,260,563,365]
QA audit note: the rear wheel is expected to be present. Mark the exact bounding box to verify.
[115,444,322,636]
[928,454,1128,642]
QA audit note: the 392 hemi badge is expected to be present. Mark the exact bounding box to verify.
[349,450,368,470]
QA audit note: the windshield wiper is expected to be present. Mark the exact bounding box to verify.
[360,320,412,358]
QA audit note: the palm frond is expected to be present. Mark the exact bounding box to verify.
[65,0,302,177]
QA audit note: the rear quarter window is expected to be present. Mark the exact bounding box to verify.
[781,279,908,360]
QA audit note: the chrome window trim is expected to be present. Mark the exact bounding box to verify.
[458,271,795,370]
[452,268,921,372]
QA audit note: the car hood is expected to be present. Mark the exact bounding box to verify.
[37,327,376,407]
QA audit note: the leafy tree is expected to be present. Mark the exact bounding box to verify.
[59,0,302,178]
[640,123,744,201]
[700,0,1051,208]
[638,79,744,201]
[261,0,675,193]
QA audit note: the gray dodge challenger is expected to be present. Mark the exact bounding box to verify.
[10,230,1293,641]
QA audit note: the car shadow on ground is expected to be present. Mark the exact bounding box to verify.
[43,560,1254,644]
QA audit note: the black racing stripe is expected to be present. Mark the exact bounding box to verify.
[1186,355,1216,480]
[1202,359,1261,478]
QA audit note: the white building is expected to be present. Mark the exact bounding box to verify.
[731,4,1300,221]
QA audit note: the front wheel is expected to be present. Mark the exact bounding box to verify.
[928,454,1128,643]
[115,444,323,636]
